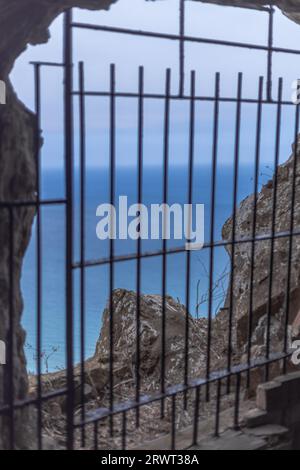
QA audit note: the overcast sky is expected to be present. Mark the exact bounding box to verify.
[10,0,300,168]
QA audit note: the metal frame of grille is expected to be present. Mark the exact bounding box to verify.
[1,0,300,451]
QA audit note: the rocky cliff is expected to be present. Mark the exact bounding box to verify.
[222,138,300,353]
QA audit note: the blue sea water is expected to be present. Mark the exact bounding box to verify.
[21,164,262,372]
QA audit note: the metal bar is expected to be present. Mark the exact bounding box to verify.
[247,77,264,388]
[122,411,127,450]
[161,68,171,417]
[206,72,220,401]
[214,379,222,437]
[8,207,15,449]
[34,62,43,451]
[70,22,300,56]
[4,350,287,420]
[30,61,64,68]
[71,90,296,107]
[184,70,196,406]
[0,387,69,415]
[64,9,75,450]
[73,228,300,270]
[266,7,274,102]
[171,395,177,450]
[0,199,66,208]
[79,61,86,448]
[135,66,144,428]
[227,73,243,393]
[179,0,185,96]
[74,351,292,428]
[234,373,241,430]
[94,422,99,450]
[109,63,116,434]
[265,78,283,381]
[192,386,200,446]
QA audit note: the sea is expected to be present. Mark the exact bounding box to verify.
[21,164,268,372]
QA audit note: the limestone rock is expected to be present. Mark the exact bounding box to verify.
[222,137,300,349]
[92,289,211,389]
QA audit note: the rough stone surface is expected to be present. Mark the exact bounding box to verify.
[256,381,283,411]
[0,83,37,449]
[222,138,300,349]
[37,289,224,395]
[198,1,300,26]
[0,0,116,451]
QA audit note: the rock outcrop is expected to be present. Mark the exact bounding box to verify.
[37,290,217,395]
[222,138,300,350]
[31,289,236,448]
[198,1,300,26]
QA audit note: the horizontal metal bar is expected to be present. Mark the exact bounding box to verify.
[0,199,67,209]
[30,61,64,68]
[75,350,291,428]
[72,90,296,107]
[0,387,68,415]
[71,22,300,56]
[72,228,300,270]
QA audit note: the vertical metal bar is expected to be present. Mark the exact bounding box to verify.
[109,64,116,433]
[206,72,220,401]
[122,412,127,451]
[192,386,200,446]
[64,9,75,450]
[184,70,196,408]
[94,421,99,450]
[247,77,264,388]
[196,280,200,319]
[179,0,185,97]
[171,395,176,450]
[136,66,144,428]
[234,373,241,430]
[161,68,171,417]
[214,379,222,437]
[266,7,274,102]
[8,207,15,449]
[265,78,283,381]
[34,63,43,450]
[227,73,243,394]
[283,103,300,373]
[79,61,86,447]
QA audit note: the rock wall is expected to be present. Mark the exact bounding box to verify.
[222,138,300,351]
[0,0,117,451]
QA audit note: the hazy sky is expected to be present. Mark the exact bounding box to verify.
[10,0,300,168]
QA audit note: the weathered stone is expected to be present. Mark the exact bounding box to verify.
[244,408,270,428]
[256,381,283,411]
[48,289,222,393]
[195,429,267,451]
[222,138,300,349]
[283,403,300,427]
[275,372,300,405]
[245,424,290,440]
[198,1,300,27]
